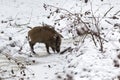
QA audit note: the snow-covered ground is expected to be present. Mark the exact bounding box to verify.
[0,0,120,80]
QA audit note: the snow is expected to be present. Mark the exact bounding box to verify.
[0,0,120,80]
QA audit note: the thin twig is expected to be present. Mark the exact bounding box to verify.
[45,4,73,15]
[114,10,120,15]
[103,7,114,18]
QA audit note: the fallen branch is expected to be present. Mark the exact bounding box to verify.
[60,47,72,54]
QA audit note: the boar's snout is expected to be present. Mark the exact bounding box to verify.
[55,35,61,53]
[56,49,60,53]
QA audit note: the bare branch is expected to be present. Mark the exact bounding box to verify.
[103,7,114,18]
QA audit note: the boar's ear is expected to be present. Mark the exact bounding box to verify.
[59,33,63,38]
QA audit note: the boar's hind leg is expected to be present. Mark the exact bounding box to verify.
[45,44,51,54]
[29,41,36,54]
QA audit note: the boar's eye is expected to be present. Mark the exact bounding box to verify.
[56,43,59,47]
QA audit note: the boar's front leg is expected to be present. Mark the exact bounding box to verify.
[45,44,51,54]
[29,41,36,54]
[51,47,55,53]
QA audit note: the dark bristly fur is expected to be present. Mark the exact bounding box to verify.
[28,25,62,54]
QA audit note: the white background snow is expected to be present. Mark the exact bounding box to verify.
[0,0,120,80]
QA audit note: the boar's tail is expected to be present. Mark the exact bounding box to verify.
[27,26,32,41]
[27,33,31,42]
[27,26,32,29]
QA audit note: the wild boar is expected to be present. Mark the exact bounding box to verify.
[28,25,62,54]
